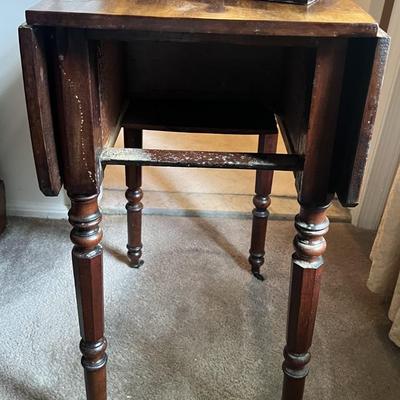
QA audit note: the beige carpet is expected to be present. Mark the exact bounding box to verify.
[0,216,398,399]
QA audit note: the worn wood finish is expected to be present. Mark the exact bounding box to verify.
[334,30,390,206]
[69,194,107,400]
[122,99,278,134]
[124,129,144,268]
[54,28,102,195]
[249,134,278,281]
[278,33,390,207]
[20,25,127,196]
[26,0,377,38]
[100,148,303,171]
[19,24,62,196]
[281,40,346,400]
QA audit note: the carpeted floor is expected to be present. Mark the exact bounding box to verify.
[0,215,399,400]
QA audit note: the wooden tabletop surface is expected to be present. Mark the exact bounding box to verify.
[26,0,378,37]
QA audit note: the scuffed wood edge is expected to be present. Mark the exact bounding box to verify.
[338,30,391,207]
[100,148,304,171]
[19,24,62,196]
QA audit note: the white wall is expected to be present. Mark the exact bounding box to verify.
[0,2,68,219]
[369,0,386,21]
[356,0,385,20]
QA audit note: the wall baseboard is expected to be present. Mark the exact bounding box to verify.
[6,202,68,220]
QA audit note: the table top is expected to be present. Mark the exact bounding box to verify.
[26,0,378,37]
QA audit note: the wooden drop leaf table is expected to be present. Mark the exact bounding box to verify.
[19,1,389,399]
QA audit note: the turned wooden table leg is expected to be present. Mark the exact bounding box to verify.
[69,194,107,400]
[249,133,278,280]
[124,128,144,268]
[280,40,346,399]
[281,204,329,400]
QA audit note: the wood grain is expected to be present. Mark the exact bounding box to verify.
[300,39,347,205]
[334,29,390,206]
[282,205,329,400]
[19,24,62,196]
[281,40,347,399]
[54,28,102,195]
[26,0,378,37]
[97,40,126,147]
[69,194,107,400]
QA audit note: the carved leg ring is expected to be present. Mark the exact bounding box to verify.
[282,204,330,400]
[125,129,144,268]
[69,194,107,400]
[249,133,277,280]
